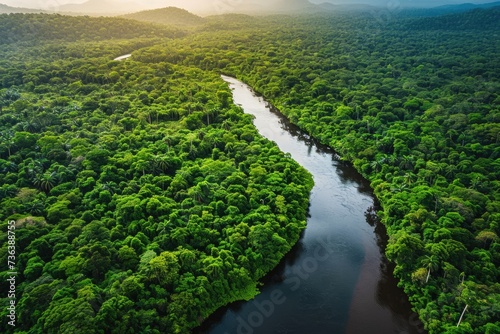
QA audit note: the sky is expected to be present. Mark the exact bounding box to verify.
[2,0,499,11]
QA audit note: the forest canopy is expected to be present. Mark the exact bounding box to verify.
[0,13,313,334]
[1,6,499,334]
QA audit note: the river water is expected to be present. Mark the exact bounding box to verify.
[114,54,132,61]
[194,76,425,334]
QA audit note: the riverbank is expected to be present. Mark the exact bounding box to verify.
[194,76,424,334]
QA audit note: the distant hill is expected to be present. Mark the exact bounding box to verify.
[269,0,314,11]
[190,0,317,15]
[56,0,317,16]
[58,0,146,15]
[399,1,500,18]
[0,3,46,14]
[315,1,500,16]
[247,0,318,14]
[435,1,500,11]
[0,13,184,45]
[316,3,377,12]
[121,7,205,27]
[405,6,500,30]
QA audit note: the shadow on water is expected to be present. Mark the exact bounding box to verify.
[194,77,426,334]
[270,103,375,199]
[194,235,307,333]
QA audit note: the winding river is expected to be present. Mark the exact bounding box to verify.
[194,76,426,334]
[114,54,132,61]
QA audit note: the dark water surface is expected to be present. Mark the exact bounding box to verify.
[194,76,425,334]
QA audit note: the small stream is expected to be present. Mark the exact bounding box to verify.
[194,76,425,334]
[114,54,132,61]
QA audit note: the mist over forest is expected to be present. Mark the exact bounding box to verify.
[0,2,499,334]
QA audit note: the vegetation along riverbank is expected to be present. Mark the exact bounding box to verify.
[0,5,499,333]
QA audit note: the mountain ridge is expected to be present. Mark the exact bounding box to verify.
[2,1,500,17]
[399,1,500,17]
[121,7,205,27]
[404,5,500,29]
[57,0,145,14]
[0,3,46,14]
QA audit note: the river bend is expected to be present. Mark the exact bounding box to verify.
[194,76,425,334]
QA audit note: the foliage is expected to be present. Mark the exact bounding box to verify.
[135,8,500,334]
[0,13,312,334]
[0,13,184,46]
[1,6,499,334]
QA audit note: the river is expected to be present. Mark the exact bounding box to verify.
[194,76,426,334]
[114,54,132,61]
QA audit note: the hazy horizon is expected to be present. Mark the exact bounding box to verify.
[2,0,500,12]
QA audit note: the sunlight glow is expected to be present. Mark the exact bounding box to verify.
[1,0,499,14]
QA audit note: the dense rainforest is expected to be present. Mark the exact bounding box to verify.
[0,6,499,334]
[0,13,313,334]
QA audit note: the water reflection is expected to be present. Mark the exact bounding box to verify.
[193,76,425,334]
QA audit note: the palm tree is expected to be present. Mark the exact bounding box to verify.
[163,134,173,152]
[197,129,206,141]
[26,200,45,216]
[0,130,14,157]
[171,227,188,245]
[188,186,204,203]
[370,159,383,172]
[186,133,197,153]
[22,120,40,133]
[204,107,219,125]
[399,155,415,170]
[33,172,58,193]
[25,159,43,179]
[456,285,476,328]
[188,182,210,203]
[391,183,408,193]
[444,164,456,180]
[177,168,192,183]
[470,176,483,190]
[459,272,466,285]
[421,254,440,283]
[224,142,235,154]
[207,132,224,150]
[205,262,223,279]
[403,172,416,186]
[221,119,232,130]
[3,161,18,173]
[0,185,17,198]
[153,155,170,174]
[456,304,468,327]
